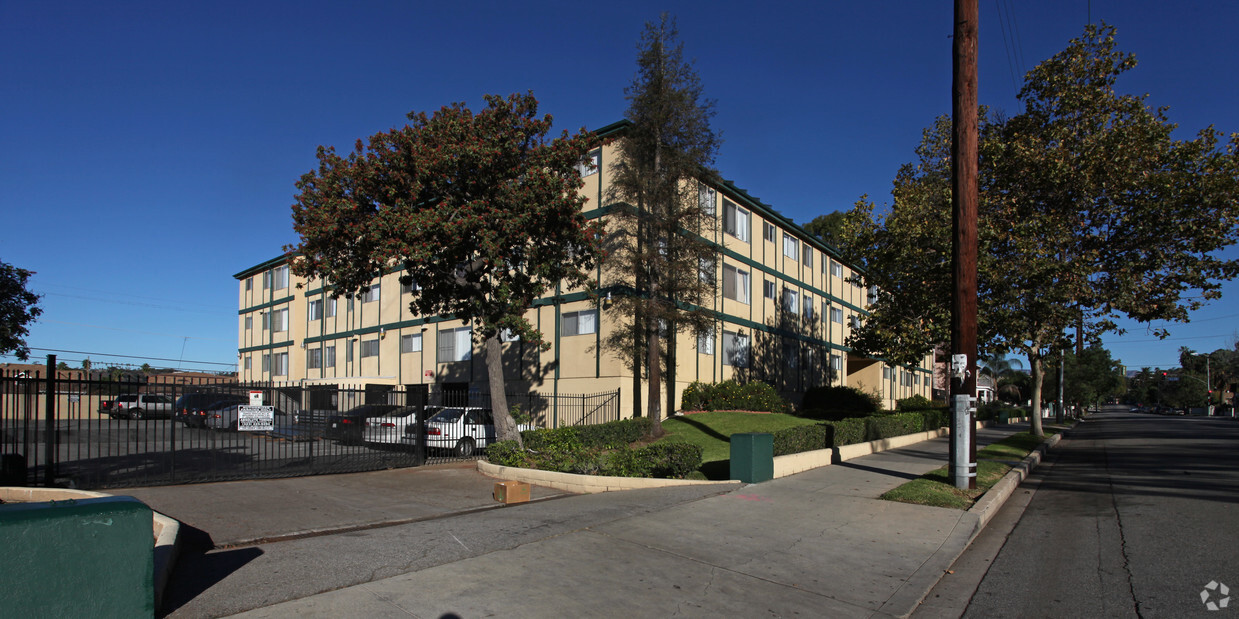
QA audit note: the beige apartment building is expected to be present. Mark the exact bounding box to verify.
[234,122,933,418]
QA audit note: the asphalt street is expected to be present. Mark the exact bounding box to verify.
[923,406,1238,618]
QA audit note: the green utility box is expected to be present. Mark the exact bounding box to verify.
[730,432,774,483]
[0,496,154,617]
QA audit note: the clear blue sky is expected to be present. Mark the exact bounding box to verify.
[3,1,1236,374]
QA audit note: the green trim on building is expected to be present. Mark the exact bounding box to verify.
[238,296,296,315]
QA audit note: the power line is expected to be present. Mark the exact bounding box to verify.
[26,347,235,367]
[38,319,234,343]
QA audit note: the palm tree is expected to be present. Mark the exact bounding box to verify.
[980,354,1028,405]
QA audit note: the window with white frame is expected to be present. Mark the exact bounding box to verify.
[783,233,799,260]
[764,221,777,243]
[270,266,288,290]
[500,328,520,343]
[271,308,289,333]
[882,367,891,380]
[347,297,354,313]
[244,356,251,371]
[272,352,288,376]
[437,327,473,362]
[561,310,598,336]
[307,348,322,369]
[246,277,252,292]
[803,244,813,267]
[830,354,842,371]
[803,294,814,321]
[722,330,749,367]
[326,297,337,318]
[783,289,799,314]
[697,326,714,355]
[401,278,420,294]
[831,307,844,324]
[261,353,270,373]
[262,271,272,290]
[245,315,252,331]
[397,334,420,354]
[699,185,716,217]
[831,260,843,278]
[362,283,380,303]
[848,315,860,329]
[324,345,336,368]
[723,199,750,242]
[360,338,379,358]
[346,340,354,363]
[722,264,749,304]
[764,279,775,300]
[308,299,323,321]
[576,149,600,177]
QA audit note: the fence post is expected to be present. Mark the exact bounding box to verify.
[43,354,56,487]
[407,384,429,466]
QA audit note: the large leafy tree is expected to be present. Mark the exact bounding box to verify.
[1043,346,1125,410]
[841,24,1239,436]
[289,93,600,446]
[0,261,41,361]
[602,14,720,429]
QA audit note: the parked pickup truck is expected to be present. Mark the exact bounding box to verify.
[106,394,175,420]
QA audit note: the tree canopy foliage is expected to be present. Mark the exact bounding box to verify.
[839,24,1239,436]
[288,93,601,444]
[602,14,720,426]
[0,261,41,361]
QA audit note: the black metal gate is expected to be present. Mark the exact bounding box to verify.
[0,358,618,489]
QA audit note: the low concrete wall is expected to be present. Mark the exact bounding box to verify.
[481,418,1023,490]
[0,487,180,613]
[477,461,740,494]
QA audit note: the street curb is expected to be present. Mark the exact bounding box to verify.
[968,432,1062,530]
[894,426,1068,617]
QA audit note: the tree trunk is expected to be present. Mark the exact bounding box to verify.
[647,316,663,431]
[485,333,521,447]
[1028,350,1045,437]
[666,321,677,417]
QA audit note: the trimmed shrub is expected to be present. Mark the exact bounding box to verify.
[896,394,937,412]
[800,386,880,416]
[599,443,704,479]
[825,417,866,446]
[917,407,950,430]
[772,423,832,456]
[679,380,788,413]
[865,412,924,441]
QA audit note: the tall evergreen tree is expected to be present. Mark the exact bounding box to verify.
[602,14,720,429]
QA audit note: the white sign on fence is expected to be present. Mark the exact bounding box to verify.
[238,406,275,431]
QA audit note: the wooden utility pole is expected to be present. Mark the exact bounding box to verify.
[949,0,979,490]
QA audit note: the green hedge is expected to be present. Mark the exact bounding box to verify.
[800,385,880,415]
[895,394,938,411]
[521,417,655,452]
[766,408,951,457]
[485,417,702,479]
[681,380,788,413]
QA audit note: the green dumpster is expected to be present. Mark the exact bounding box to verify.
[730,432,774,483]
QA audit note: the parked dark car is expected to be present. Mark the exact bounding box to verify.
[325,404,409,444]
[175,393,248,428]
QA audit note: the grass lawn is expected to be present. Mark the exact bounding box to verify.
[880,429,1061,509]
[657,411,821,479]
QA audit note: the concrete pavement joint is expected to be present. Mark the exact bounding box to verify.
[211,492,574,550]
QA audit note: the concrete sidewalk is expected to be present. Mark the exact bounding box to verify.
[176,423,1033,619]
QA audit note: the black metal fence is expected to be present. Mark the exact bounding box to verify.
[0,359,619,490]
